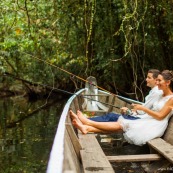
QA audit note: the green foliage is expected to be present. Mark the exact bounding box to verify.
[0,0,173,99]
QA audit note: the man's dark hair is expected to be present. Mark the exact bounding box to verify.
[148,69,160,79]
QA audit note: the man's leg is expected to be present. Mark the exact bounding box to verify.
[89,113,120,122]
[89,113,140,122]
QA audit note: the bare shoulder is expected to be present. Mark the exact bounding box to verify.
[167,97,173,104]
[169,96,173,101]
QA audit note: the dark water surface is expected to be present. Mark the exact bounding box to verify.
[0,96,67,173]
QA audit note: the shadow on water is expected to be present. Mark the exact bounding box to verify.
[0,96,67,173]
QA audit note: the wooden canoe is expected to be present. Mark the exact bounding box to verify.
[46,77,173,173]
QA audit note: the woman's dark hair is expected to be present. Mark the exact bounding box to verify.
[161,70,173,81]
[161,70,173,89]
[148,69,161,79]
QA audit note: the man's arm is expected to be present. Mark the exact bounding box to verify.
[143,91,162,108]
[137,90,162,115]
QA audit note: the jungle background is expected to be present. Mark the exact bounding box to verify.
[1,1,173,172]
[0,0,173,101]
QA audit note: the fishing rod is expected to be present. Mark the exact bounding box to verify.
[44,86,122,109]
[3,72,121,109]
[30,56,142,105]
[29,55,117,96]
[3,54,142,105]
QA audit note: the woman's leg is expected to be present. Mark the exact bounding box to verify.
[70,111,113,134]
[70,110,123,132]
[72,119,110,134]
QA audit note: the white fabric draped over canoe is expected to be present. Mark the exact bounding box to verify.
[82,76,109,111]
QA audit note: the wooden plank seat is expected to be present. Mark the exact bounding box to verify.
[147,138,173,164]
[147,115,173,165]
[107,154,162,162]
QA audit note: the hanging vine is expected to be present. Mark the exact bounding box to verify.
[113,0,148,100]
[84,0,96,75]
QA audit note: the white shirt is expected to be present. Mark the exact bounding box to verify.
[133,86,163,117]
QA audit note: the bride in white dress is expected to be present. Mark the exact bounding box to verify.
[70,70,173,145]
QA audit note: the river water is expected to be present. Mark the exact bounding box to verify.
[0,95,151,173]
[0,96,67,173]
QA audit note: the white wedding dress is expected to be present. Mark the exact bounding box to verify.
[118,94,173,146]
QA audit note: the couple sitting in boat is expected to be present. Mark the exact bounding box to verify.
[70,69,173,146]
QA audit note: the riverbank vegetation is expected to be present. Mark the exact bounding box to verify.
[0,0,173,101]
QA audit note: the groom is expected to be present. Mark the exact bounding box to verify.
[89,69,162,122]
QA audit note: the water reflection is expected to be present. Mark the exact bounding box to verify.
[0,96,67,173]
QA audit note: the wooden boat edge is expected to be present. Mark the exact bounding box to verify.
[46,88,86,173]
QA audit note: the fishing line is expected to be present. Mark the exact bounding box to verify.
[3,72,121,109]
[39,64,56,110]
[3,53,140,106]
[29,56,141,104]
[25,53,117,97]
[42,84,121,109]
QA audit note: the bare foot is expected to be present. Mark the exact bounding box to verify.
[69,110,84,126]
[77,110,90,125]
[69,110,78,120]
[72,119,88,134]
[72,116,83,126]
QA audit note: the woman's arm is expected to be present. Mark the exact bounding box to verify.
[132,97,173,120]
